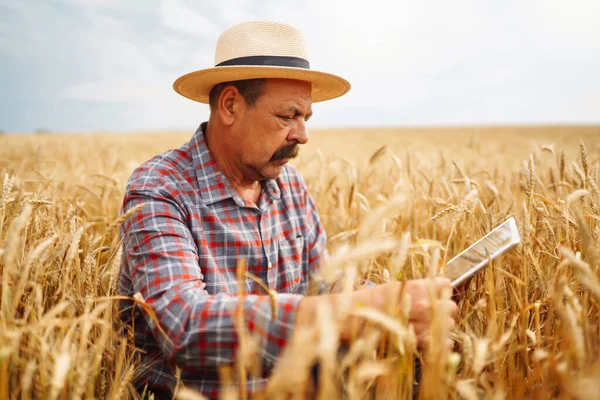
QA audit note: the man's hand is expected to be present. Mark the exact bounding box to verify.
[295,277,458,350]
[402,277,458,349]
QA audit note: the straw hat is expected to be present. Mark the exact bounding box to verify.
[172,21,351,103]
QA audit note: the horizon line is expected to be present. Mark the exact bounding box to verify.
[2,121,600,136]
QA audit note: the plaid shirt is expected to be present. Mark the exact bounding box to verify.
[118,122,328,399]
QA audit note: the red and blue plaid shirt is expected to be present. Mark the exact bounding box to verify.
[118,122,328,399]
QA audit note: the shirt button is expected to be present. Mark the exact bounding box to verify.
[268,262,272,269]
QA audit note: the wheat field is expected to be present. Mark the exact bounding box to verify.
[1,125,600,399]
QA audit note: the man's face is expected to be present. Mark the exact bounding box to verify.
[232,78,312,181]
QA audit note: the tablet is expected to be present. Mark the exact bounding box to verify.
[444,217,521,288]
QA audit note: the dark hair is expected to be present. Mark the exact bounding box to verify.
[208,79,266,110]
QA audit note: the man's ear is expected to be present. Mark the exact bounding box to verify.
[217,86,239,127]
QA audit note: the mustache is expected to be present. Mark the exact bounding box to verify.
[270,143,299,161]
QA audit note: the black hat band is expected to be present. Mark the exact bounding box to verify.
[216,55,310,69]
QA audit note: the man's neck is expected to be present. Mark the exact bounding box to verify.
[204,122,262,204]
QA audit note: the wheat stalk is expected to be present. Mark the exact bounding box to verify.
[2,127,600,399]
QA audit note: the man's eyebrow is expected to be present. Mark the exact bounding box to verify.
[286,106,313,119]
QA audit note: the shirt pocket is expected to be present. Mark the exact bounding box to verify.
[277,234,305,293]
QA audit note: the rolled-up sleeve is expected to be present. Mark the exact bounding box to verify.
[121,188,302,370]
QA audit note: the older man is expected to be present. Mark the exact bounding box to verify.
[118,21,457,399]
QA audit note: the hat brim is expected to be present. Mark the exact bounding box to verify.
[172,66,351,103]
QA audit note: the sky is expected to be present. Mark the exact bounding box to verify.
[1,0,599,133]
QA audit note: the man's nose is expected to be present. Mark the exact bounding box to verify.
[289,120,309,145]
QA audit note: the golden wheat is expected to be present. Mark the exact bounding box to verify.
[0,125,599,399]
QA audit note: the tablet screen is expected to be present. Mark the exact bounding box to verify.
[445,217,520,286]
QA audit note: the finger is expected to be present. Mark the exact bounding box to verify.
[448,317,456,331]
[434,276,452,294]
[448,300,459,318]
[411,321,429,334]
[418,333,430,350]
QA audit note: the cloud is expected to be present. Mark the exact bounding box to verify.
[1,0,599,132]
[158,0,220,39]
[294,0,600,126]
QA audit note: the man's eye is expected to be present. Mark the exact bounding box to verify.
[278,115,293,122]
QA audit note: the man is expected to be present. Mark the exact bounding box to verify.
[118,21,458,399]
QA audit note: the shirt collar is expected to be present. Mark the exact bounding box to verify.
[191,122,281,206]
